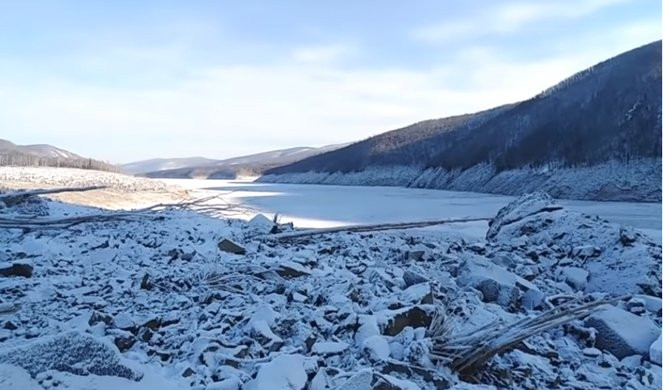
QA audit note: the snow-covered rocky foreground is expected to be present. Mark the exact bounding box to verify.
[0,190,661,389]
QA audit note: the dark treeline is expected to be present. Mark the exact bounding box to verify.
[0,152,119,172]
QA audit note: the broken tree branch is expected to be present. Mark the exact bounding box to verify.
[430,295,626,377]
[268,217,492,240]
[0,195,245,229]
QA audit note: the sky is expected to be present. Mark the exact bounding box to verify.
[0,0,660,163]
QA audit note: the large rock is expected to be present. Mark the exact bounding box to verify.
[456,257,544,310]
[561,267,589,291]
[333,371,372,390]
[0,331,142,380]
[487,192,561,240]
[0,262,33,278]
[650,334,662,365]
[251,354,306,390]
[382,306,433,336]
[218,239,246,255]
[248,214,277,234]
[585,305,660,359]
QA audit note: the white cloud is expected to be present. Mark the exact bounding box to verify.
[0,1,656,163]
[291,45,352,64]
[413,0,634,42]
[0,43,615,163]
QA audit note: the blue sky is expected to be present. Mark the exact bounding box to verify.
[0,0,660,163]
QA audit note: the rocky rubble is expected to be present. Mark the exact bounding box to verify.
[0,192,660,389]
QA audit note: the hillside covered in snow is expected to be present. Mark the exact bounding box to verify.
[123,144,350,179]
[261,41,662,202]
[0,188,660,389]
[0,139,117,173]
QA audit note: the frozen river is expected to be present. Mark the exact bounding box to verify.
[164,179,661,244]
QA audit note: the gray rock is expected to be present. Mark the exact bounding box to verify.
[586,305,660,359]
[0,303,16,314]
[114,334,136,352]
[217,239,246,255]
[403,270,428,288]
[275,261,311,279]
[650,334,661,365]
[113,312,136,331]
[333,370,372,390]
[561,267,589,290]
[248,214,276,234]
[457,257,544,310]
[572,245,601,259]
[407,250,426,261]
[383,306,433,336]
[583,347,602,358]
[619,227,637,246]
[0,331,142,380]
[0,263,33,278]
[626,298,646,315]
[486,192,561,240]
[634,294,662,314]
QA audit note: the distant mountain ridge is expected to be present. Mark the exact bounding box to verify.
[260,41,662,201]
[0,139,117,172]
[123,144,350,179]
[121,157,218,175]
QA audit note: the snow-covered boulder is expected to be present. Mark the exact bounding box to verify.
[486,192,662,296]
[0,364,43,390]
[0,331,142,380]
[585,305,661,359]
[561,267,589,291]
[248,214,276,235]
[361,335,391,361]
[650,334,662,365]
[456,257,544,310]
[251,354,307,390]
[486,191,561,240]
[312,341,349,356]
[334,370,373,390]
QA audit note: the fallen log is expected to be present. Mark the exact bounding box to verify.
[268,217,492,240]
[0,186,107,207]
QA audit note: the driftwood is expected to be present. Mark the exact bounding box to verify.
[430,296,626,378]
[0,186,107,207]
[0,194,243,229]
[268,217,492,240]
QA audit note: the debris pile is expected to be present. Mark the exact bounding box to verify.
[0,189,660,389]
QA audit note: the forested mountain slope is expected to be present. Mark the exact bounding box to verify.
[261,41,662,201]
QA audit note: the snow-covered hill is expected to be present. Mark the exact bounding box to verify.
[122,144,350,178]
[0,191,660,389]
[121,157,218,175]
[0,139,116,172]
[0,139,82,160]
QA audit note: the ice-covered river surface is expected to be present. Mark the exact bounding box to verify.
[164,179,662,244]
